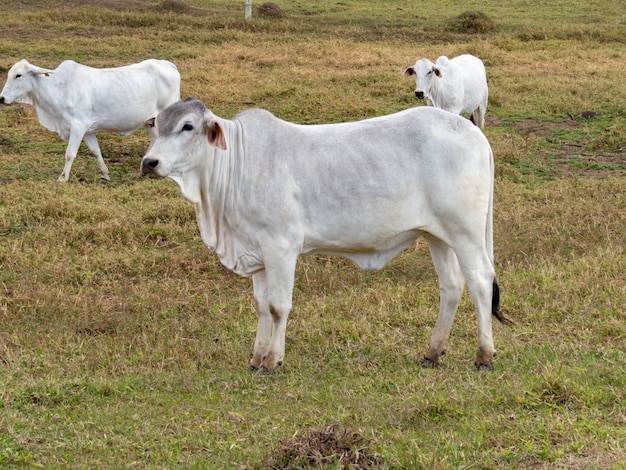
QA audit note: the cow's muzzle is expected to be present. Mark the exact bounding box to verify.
[141,158,160,177]
[415,91,425,100]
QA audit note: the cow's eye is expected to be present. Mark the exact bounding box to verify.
[182,123,193,132]
[15,74,22,79]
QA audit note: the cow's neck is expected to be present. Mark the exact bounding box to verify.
[29,74,68,137]
[28,71,61,110]
[193,119,250,273]
[173,153,220,251]
[179,137,233,253]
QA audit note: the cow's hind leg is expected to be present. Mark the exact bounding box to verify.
[83,134,110,181]
[472,108,485,130]
[454,245,497,371]
[422,235,465,368]
[473,96,488,131]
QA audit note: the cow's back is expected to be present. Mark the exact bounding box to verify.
[450,54,485,71]
[234,106,488,182]
[76,59,180,107]
[448,55,487,90]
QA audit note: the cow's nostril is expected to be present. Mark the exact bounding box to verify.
[0,96,5,104]
[141,158,159,174]
[415,91,425,100]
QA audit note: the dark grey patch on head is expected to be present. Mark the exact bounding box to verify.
[156,97,206,136]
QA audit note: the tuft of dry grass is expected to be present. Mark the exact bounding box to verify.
[257,2,286,19]
[446,10,497,34]
[262,425,386,469]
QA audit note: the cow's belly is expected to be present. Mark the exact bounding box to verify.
[88,116,148,135]
[303,228,422,271]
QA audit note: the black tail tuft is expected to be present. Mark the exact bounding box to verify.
[492,279,514,325]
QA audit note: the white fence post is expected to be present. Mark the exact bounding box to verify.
[245,0,252,21]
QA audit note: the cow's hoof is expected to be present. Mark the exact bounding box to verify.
[420,357,439,369]
[474,363,494,372]
[248,364,275,374]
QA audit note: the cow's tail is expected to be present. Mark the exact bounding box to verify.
[487,145,513,326]
[492,278,512,325]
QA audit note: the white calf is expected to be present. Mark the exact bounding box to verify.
[404,54,488,130]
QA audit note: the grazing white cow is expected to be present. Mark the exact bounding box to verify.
[0,59,181,182]
[404,54,488,130]
[141,98,510,372]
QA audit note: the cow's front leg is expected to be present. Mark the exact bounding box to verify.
[423,235,465,368]
[250,270,272,370]
[58,129,85,182]
[249,252,297,372]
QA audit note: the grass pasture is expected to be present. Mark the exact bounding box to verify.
[0,0,625,468]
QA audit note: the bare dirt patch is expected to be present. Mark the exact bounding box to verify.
[156,0,209,16]
[11,0,148,10]
[58,0,209,15]
[508,116,583,138]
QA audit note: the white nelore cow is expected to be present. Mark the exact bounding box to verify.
[404,54,488,130]
[0,59,181,182]
[141,98,510,372]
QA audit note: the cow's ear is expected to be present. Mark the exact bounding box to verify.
[403,66,415,77]
[29,65,54,77]
[207,120,227,150]
[433,67,442,78]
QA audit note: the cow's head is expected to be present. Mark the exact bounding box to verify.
[403,58,440,100]
[0,59,54,106]
[141,98,227,203]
